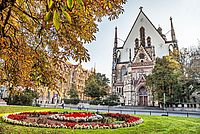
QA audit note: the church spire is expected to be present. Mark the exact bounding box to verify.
[114,26,118,48]
[170,17,177,43]
[112,26,118,69]
[112,27,118,89]
[170,17,179,50]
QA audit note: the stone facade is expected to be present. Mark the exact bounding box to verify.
[111,8,178,106]
[36,62,94,104]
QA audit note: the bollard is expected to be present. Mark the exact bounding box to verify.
[150,111,151,115]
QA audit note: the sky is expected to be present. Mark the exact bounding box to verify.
[80,0,200,81]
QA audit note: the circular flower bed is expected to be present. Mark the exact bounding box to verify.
[2,111,143,129]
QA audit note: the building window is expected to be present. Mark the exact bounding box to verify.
[120,66,127,81]
[147,36,151,47]
[138,87,147,96]
[140,27,145,47]
[117,50,121,62]
[129,49,131,61]
[139,53,145,59]
[135,38,139,48]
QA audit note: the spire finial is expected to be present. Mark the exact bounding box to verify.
[139,6,143,11]
[114,26,118,48]
[170,16,176,42]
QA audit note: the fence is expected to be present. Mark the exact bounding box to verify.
[63,105,200,118]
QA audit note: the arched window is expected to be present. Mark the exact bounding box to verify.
[129,49,131,61]
[135,38,139,48]
[117,50,121,62]
[138,87,147,96]
[147,36,151,47]
[120,66,127,81]
[139,53,145,59]
[140,27,145,47]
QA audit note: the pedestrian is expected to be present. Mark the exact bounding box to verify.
[62,103,65,109]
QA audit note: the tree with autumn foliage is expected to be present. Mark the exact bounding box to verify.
[0,0,127,93]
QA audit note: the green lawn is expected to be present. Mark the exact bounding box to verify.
[0,106,200,134]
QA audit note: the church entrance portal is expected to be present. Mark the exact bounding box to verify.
[138,87,148,106]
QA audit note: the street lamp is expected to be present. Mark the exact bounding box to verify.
[163,92,166,110]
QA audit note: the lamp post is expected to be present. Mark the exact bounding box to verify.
[163,92,166,110]
[130,73,134,106]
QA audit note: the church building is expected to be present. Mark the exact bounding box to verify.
[111,7,178,106]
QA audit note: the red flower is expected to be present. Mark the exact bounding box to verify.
[59,112,94,118]
[8,113,27,120]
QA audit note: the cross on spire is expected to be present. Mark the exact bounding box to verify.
[139,6,143,11]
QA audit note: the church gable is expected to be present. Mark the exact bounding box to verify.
[118,7,169,62]
[123,9,166,48]
[132,45,152,64]
[137,75,146,85]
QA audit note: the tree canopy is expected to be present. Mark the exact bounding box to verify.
[68,83,78,99]
[146,55,183,104]
[84,73,109,99]
[0,0,127,90]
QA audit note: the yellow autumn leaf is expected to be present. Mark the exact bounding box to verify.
[53,10,60,30]
[62,10,72,24]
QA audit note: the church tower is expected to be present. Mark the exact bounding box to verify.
[111,27,118,90]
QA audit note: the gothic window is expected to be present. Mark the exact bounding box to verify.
[147,36,151,47]
[120,66,127,81]
[117,50,121,62]
[135,38,139,48]
[117,69,121,80]
[140,27,145,47]
[138,87,147,96]
[139,53,145,59]
[129,49,131,61]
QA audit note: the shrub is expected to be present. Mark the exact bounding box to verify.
[64,98,80,105]
[6,88,39,106]
[89,100,102,105]
[102,99,119,106]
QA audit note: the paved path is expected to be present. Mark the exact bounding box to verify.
[41,103,200,118]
